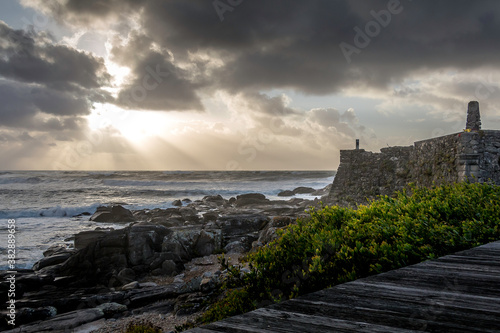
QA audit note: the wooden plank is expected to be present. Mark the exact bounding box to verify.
[185,241,500,333]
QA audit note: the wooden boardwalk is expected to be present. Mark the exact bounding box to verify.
[187,241,500,332]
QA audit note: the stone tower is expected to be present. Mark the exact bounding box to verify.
[466,101,481,131]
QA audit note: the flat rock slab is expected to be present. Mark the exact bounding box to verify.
[5,308,104,333]
[186,241,500,332]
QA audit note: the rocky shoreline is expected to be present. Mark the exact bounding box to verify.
[0,186,330,332]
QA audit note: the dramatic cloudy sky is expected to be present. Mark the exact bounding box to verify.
[1,0,500,170]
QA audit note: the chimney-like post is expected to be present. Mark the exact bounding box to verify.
[466,101,481,131]
[356,139,359,150]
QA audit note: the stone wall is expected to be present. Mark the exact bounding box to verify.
[327,130,500,207]
[328,146,412,207]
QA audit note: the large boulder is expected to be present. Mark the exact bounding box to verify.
[219,214,269,245]
[202,195,226,207]
[127,224,172,267]
[32,253,72,271]
[194,230,222,257]
[234,193,270,207]
[90,205,134,223]
[74,230,108,249]
[162,227,222,261]
[59,225,177,286]
[277,190,295,197]
[292,186,316,194]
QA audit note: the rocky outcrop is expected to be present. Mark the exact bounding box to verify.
[90,205,135,223]
[8,191,327,332]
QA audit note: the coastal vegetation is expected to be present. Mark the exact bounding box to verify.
[196,182,500,325]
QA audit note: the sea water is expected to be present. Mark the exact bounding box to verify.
[0,170,335,270]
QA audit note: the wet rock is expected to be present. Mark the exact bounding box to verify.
[292,186,316,194]
[43,244,74,257]
[278,190,295,197]
[235,193,270,207]
[172,199,183,207]
[32,253,72,271]
[202,195,226,207]
[90,205,134,223]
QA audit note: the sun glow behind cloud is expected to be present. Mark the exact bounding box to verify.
[87,103,176,144]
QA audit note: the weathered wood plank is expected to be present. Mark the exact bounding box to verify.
[185,241,500,333]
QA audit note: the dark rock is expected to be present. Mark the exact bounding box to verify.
[90,205,134,223]
[271,216,294,228]
[179,207,200,223]
[292,186,316,194]
[160,259,178,276]
[182,198,192,204]
[220,214,269,240]
[202,195,226,207]
[127,224,172,267]
[194,229,222,256]
[278,190,295,197]
[33,253,72,271]
[312,184,332,196]
[73,212,91,217]
[127,284,180,307]
[172,199,183,207]
[174,292,208,316]
[74,230,108,250]
[203,211,219,223]
[7,308,105,332]
[117,268,136,285]
[224,240,248,254]
[43,244,75,258]
[235,193,270,207]
[122,281,139,290]
[96,302,127,318]
[15,306,57,326]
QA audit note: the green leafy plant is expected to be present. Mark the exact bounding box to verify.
[200,182,500,324]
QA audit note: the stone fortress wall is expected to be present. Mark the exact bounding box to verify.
[327,101,500,207]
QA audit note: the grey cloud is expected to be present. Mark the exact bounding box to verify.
[242,92,297,116]
[0,21,110,89]
[32,0,500,95]
[0,80,90,139]
[112,33,204,111]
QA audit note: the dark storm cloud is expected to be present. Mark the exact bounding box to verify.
[0,80,89,129]
[0,21,111,139]
[112,33,205,111]
[32,0,500,96]
[0,21,110,89]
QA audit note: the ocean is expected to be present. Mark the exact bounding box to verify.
[0,170,335,270]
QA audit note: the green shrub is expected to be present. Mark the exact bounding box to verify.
[200,182,500,323]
